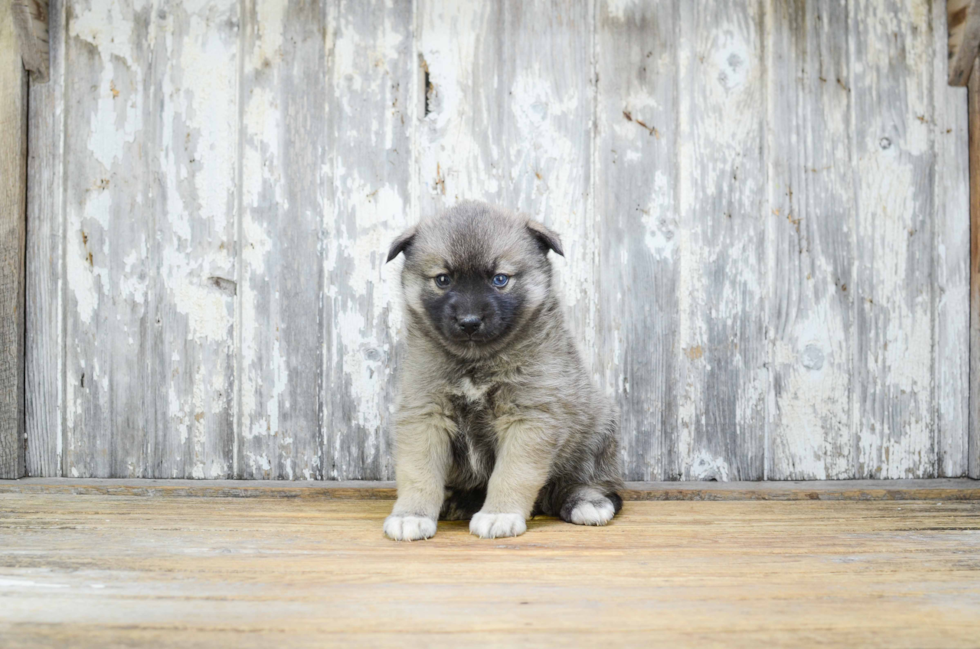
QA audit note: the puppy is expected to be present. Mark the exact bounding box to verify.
[383,201,623,540]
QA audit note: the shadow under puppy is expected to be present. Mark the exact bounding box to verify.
[384,201,623,540]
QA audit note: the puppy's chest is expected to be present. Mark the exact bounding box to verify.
[451,375,495,405]
[448,375,499,435]
[446,375,501,485]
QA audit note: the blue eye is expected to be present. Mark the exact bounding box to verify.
[435,274,452,288]
[492,274,509,288]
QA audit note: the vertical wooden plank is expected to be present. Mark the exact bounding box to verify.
[148,0,239,479]
[63,0,139,477]
[415,0,597,373]
[321,0,415,480]
[64,0,238,478]
[767,0,856,479]
[238,0,329,480]
[25,0,65,477]
[934,0,971,478]
[850,0,938,478]
[594,0,679,481]
[970,58,980,479]
[0,0,28,479]
[669,0,767,480]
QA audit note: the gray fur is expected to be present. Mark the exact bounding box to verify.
[383,201,623,541]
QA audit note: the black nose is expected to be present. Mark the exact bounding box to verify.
[456,315,483,336]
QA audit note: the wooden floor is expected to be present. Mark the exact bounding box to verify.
[1,484,979,647]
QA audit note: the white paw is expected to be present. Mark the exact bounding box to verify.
[383,514,437,541]
[469,512,527,539]
[569,498,616,526]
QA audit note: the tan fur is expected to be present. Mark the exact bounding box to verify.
[384,202,623,541]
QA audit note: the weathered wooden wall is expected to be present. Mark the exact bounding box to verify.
[25,0,972,480]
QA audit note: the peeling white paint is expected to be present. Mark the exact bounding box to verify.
[252,0,286,68]
[65,227,100,326]
[689,450,731,482]
[640,171,676,259]
[71,3,143,169]
[263,339,288,439]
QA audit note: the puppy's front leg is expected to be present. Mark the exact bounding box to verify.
[384,410,452,541]
[470,418,553,539]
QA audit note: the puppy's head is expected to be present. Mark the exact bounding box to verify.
[387,201,563,359]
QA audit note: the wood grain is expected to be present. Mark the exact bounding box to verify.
[767,0,855,479]
[321,0,414,480]
[2,477,979,501]
[594,0,679,480]
[62,0,141,478]
[850,0,940,478]
[238,0,327,480]
[0,494,978,647]
[672,0,768,480]
[152,0,240,479]
[24,0,64,478]
[0,0,28,480]
[934,0,972,478]
[63,1,240,478]
[970,57,980,479]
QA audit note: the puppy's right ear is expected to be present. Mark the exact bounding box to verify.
[386,226,417,263]
[526,219,564,257]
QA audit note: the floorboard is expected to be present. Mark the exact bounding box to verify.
[2,478,979,500]
[1,493,979,647]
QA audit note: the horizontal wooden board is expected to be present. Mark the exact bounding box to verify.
[1,494,979,647]
[1,478,978,501]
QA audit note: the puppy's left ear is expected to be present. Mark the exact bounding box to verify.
[526,219,564,257]
[386,226,417,263]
